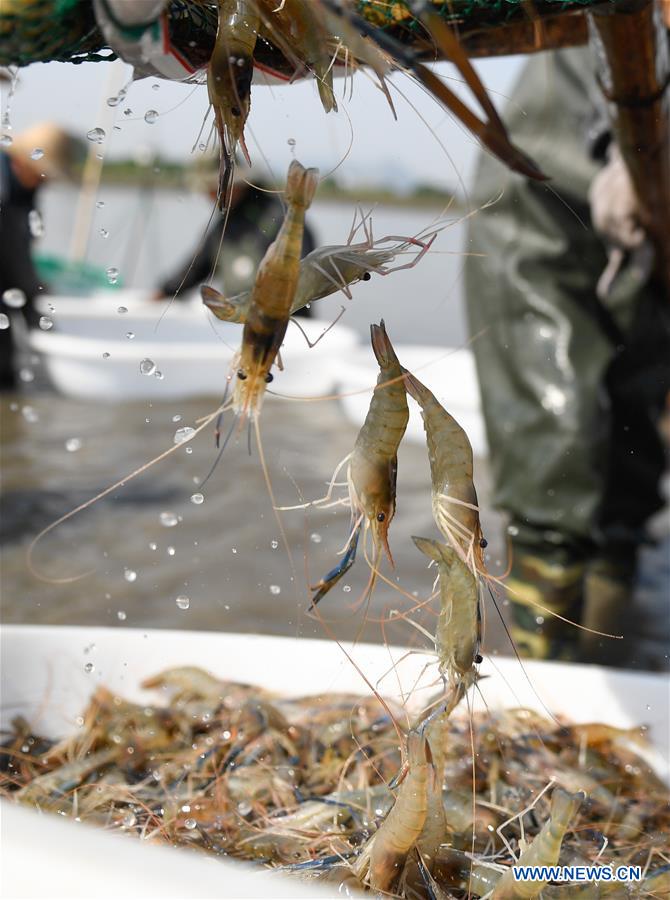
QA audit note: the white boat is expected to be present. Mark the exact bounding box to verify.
[337,344,488,456]
[30,291,359,401]
[1,625,667,899]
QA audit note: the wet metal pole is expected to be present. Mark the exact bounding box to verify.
[588,0,670,298]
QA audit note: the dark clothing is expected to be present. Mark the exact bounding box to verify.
[0,153,42,388]
[464,49,670,663]
[160,188,316,310]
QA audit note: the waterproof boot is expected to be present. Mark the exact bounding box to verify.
[506,543,587,661]
[579,556,636,667]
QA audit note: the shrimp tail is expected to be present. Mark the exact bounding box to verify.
[285,159,319,209]
[370,319,401,371]
[550,786,585,828]
[403,370,432,407]
[412,535,459,569]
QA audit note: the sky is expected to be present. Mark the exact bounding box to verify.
[2,55,524,193]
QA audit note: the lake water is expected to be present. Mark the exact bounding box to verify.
[2,185,667,670]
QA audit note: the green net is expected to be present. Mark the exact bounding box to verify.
[0,0,614,69]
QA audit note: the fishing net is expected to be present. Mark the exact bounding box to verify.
[0,0,615,69]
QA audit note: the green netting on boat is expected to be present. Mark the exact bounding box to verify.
[0,0,615,68]
[35,255,121,296]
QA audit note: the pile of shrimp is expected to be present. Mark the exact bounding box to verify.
[2,667,668,898]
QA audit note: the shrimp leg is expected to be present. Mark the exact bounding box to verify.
[310,522,361,609]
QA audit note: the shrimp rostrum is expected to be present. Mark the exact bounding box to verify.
[202,212,438,324]
[283,320,408,606]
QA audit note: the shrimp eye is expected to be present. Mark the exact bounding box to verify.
[362,272,371,281]
[231,107,241,117]
[475,653,483,664]
[237,370,247,380]
[376,512,385,522]
[479,538,488,549]
[265,373,274,383]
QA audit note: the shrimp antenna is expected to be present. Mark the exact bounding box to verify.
[198,415,237,490]
[485,582,562,729]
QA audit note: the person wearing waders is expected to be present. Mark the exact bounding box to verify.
[464,48,670,669]
[0,123,84,389]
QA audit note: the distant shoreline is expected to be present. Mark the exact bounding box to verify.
[98,161,457,210]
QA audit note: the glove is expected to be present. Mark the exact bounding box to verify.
[588,145,652,299]
[588,144,645,250]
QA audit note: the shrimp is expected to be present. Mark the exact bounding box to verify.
[304,320,409,605]
[202,219,437,323]
[353,730,430,892]
[15,747,118,806]
[404,370,486,575]
[208,0,260,207]
[232,158,318,421]
[257,0,337,114]
[411,535,482,686]
[492,787,584,899]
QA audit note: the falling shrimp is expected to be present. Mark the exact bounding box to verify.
[232,158,318,422]
[411,535,482,687]
[202,217,437,323]
[404,370,486,575]
[284,320,408,606]
[208,0,260,207]
[492,787,584,899]
[352,729,430,893]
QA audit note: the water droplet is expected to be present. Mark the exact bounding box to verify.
[124,569,137,583]
[0,314,9,330]
[3,288,26,308]
[149,542,157,551]
[190,493,204,505]
[185,446,193,454]
[126,332,135,340]
[152,83,160,91]
[172,414,182,423]
[65,437,82,452]
[160,511,178,527]
[237,801,252,816]
[270,540,279,550]
[19,369,34,383]
[117,610,127,621]
[0,135,12,148]
[144,109,159,124]
[173,426,195,444]
[84,662,94,673]
[184,817,197,830]
[38,315,53,331]
[99,228,109,239]
[117,305,128,314]
[167,546,176,556]
[102,351,111,359]
[30,148,44,160]
[106,95,121,108]
[310,532,322,544]
[269,584,281,595]
[342,585,352,593]
[95,200,105,209]
[287,138,296,147]
[28,209,44,237]
[154,370,163,380]
[175,595,190,610]
[123,108,132,117]
[86,127,105,143]
[122,811,136,827]
[139,358,156,376]
[106,267,118,284]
